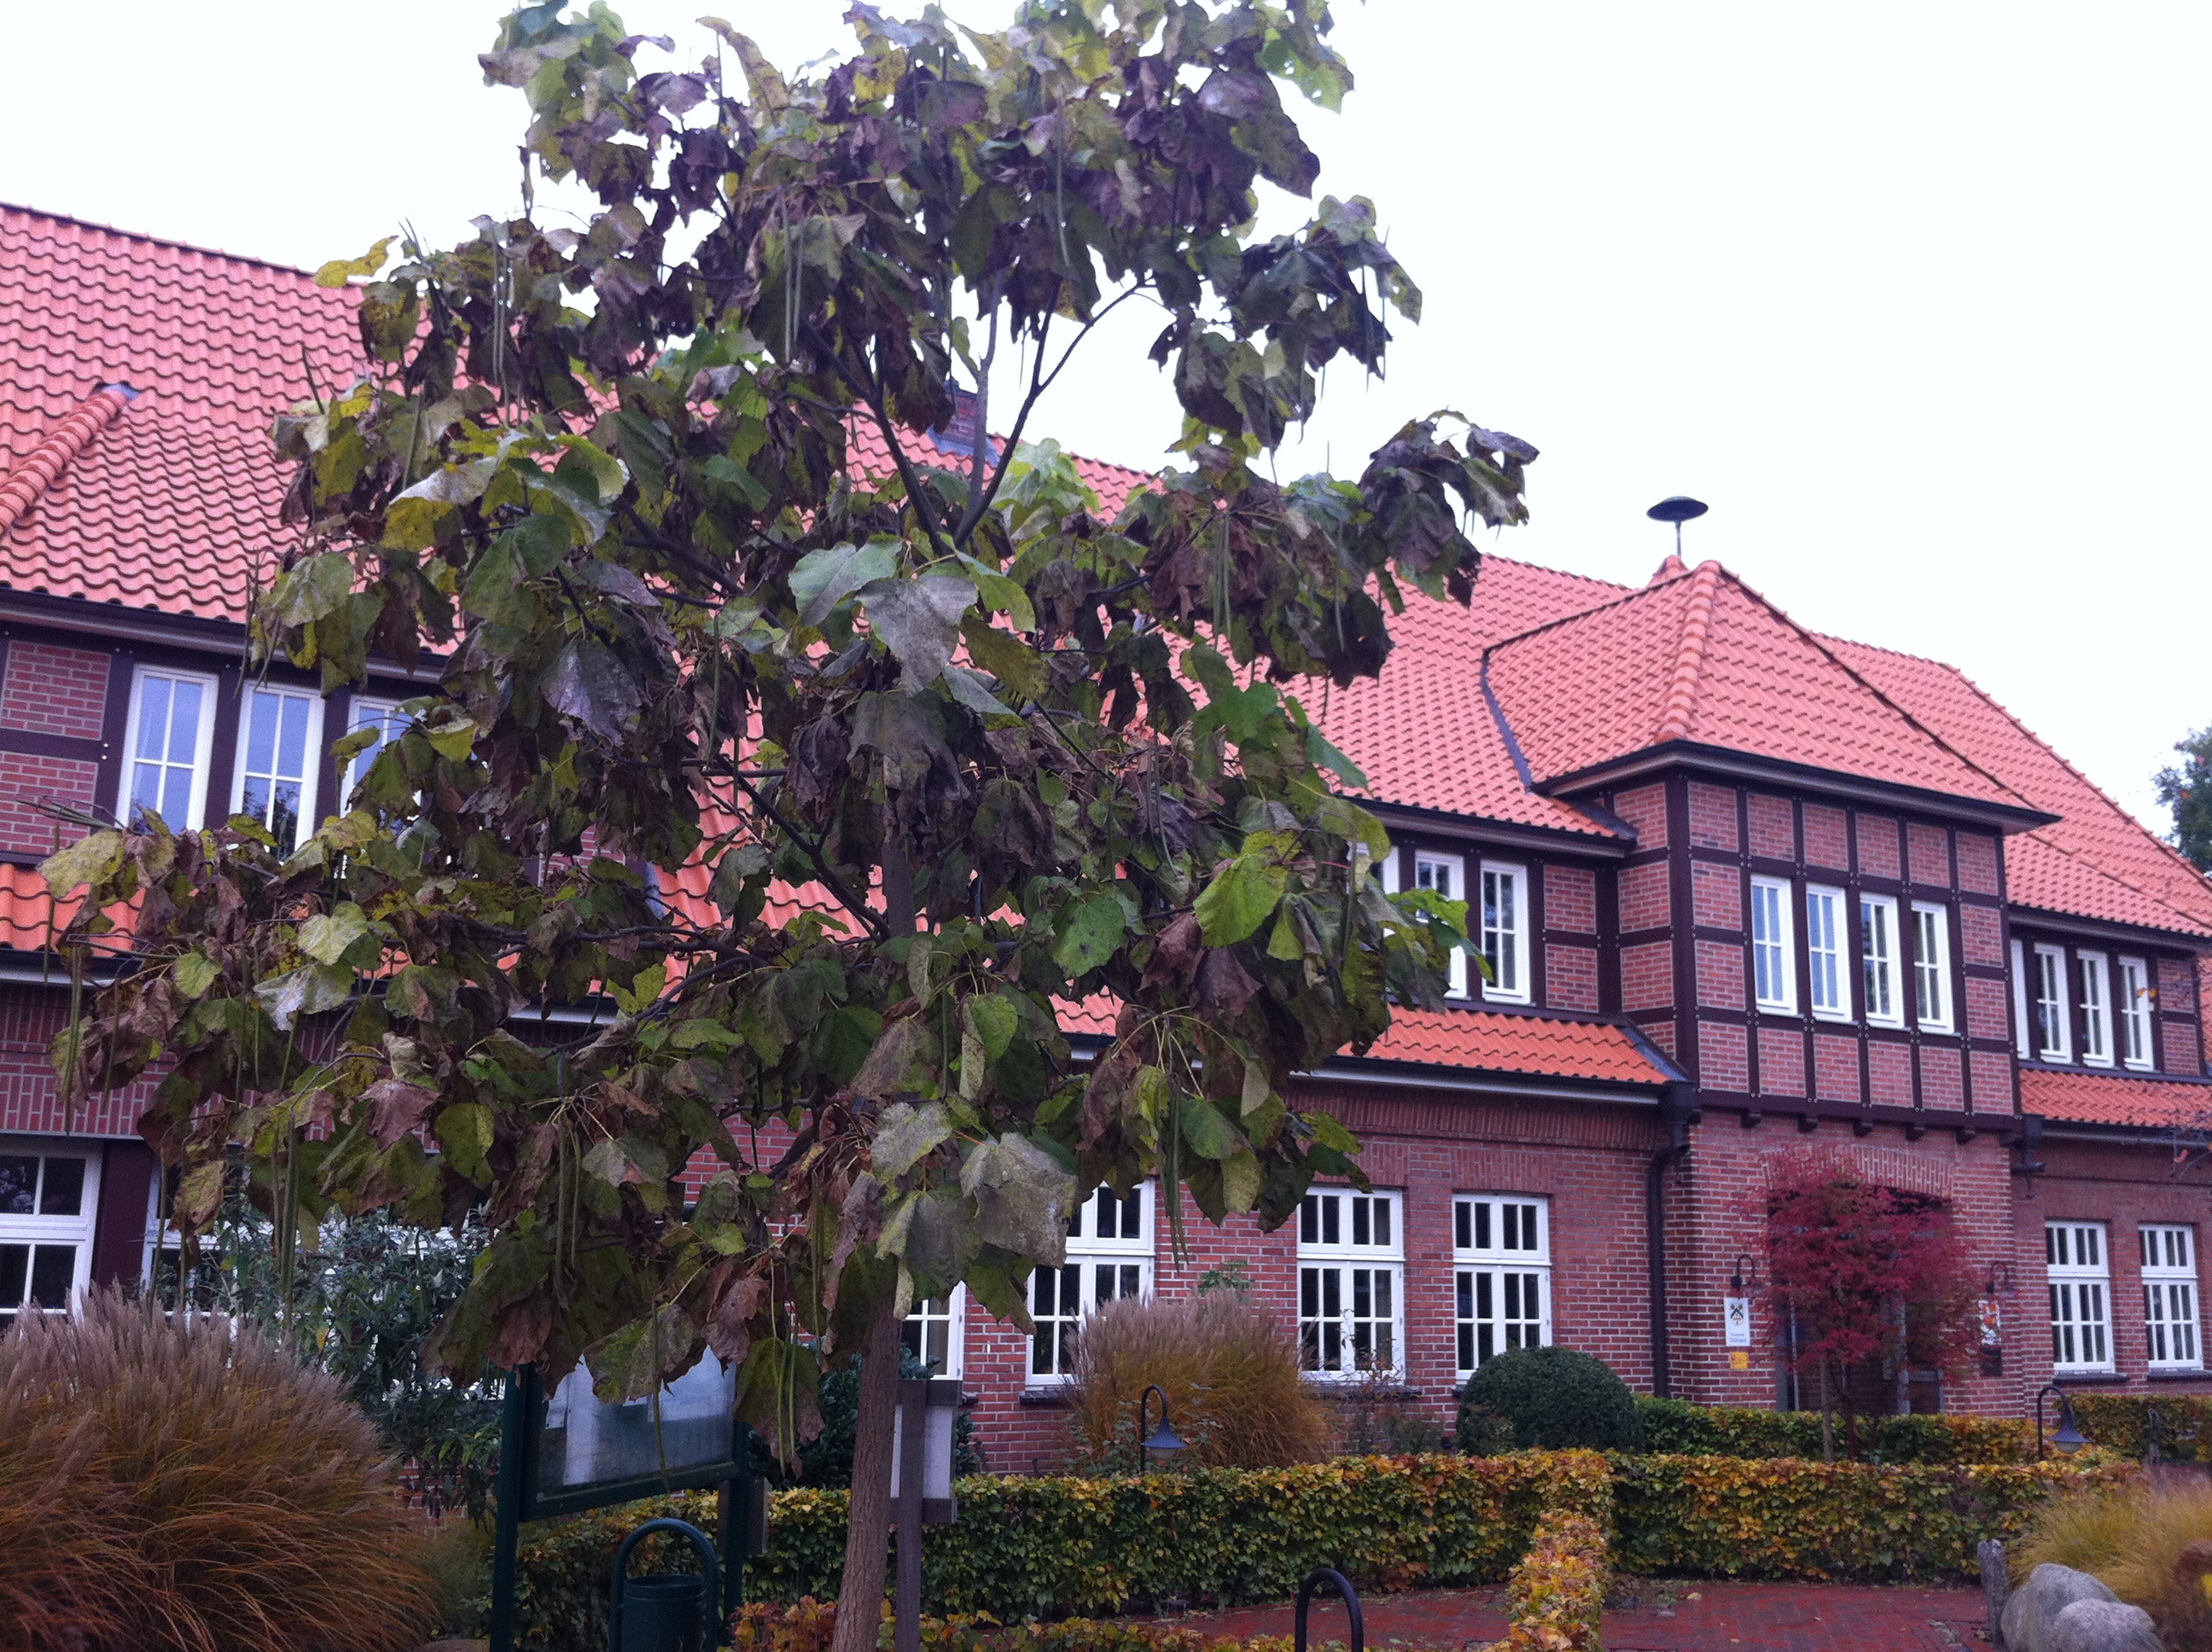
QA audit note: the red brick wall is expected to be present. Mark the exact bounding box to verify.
[1545,865,1597,934]
[1621,941,1673,1011]
[1802,804,1849,872]
[1695,939,1744,1010]
[1746,794,1796,861]
[1854,813,1901,880]
[1687,782,1739,852]
[1612,784,1668,848]
[1545,945,1599,1012]
[0,751,97,854]
[1907,823,1953,888]
[0,642,109,739]
[1691,861,1740,929]
[1756,1027,1805,1098]
[1618,861,1669,933]
[1957,833,2000,896]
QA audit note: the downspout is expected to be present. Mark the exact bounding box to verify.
[1646,1081,1697,1399]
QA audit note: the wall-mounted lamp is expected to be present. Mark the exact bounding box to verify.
[1730,1254,1755,1293]
[1986,1262,2013,1296]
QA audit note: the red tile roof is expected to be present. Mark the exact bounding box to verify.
[2019,1067,2212,1131]
[1353,1007,1673,1086]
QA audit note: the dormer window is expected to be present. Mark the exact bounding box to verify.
[1860,895,1902,1027]
[1478,860,1529,1003]
[1412,852,1469,997]
[2034,945,2071,1062]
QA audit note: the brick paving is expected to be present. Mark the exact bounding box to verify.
[1153,1579,1988,1652]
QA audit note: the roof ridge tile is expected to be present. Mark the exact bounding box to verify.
[1654,559,1723,742]
[0,388,131,539]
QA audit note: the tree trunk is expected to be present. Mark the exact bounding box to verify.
[831,1299,903,1652]
[1818,1359,1836,1465]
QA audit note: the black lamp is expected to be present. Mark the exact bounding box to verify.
[2035,1382,2087,1458]
[1730,1254,1754,1292]
[1137,1383,1186,1473]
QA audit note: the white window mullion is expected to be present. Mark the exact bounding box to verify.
[1806,885,1851,1021]
[1751,876,1796,1012]
[2012,939,2033,1059]
[1479,860,1529,1003]
[2142,1225,2201,1370]
[2034,945,2072,1062]
[121,667,218,833]
[902,1287,966,1379]
[2046,1220,2112,1374]
[1297,1188,1405,1379]
[1911,903,1952,1032]
[1413,852,1469,998]
[230,685,326,853]
[0,1141,103,1326]
[1028,1183,1152,1382]
[1453,1194,1552,1376]
[1861,895,1901,1026]
[2079,952,2112,1067]
[2119,957,2154,1070]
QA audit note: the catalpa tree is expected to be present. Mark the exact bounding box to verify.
[47,0,1533,1631]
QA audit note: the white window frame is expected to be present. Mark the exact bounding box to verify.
[1860,893,1903,1027]
[0,1137,103,1325]
[1479,859,1530,1003]
[2141,1224,2202,1371]
[1453,1194,1551,1377]
[1805,884,1852,1022]
[2034,944,2072,1062]
[902,1286,966,1380]
[2012,939,2033,1059]
[120,666,218,833]
[230,683,326,853]
[1750,875,1796,1013]
[1412,851,1470,998]
[1028,1182,1153,1383]
[2119,957,2155,1071]
[1297,1187,1405,1380]
[2077,951,2113,1068]
[344,695,408,800]
[2046,1220,2113,1374]
[1911,902,1953,1032]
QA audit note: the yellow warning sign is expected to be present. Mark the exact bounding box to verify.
[1729,1351,1750,1370]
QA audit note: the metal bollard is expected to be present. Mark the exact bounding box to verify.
[1295,1568,1364,1652]
[611,1516,721,1652]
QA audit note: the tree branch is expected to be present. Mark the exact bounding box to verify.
[727,770,888,941]
[800,321,957,565]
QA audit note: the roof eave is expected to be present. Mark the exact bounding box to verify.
[1299,1055,1674,1105]
[1356,796,1632,858]
[0,587,445,683]
[2007,904,2212,949]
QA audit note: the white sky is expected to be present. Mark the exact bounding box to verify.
[7,3,2207,834]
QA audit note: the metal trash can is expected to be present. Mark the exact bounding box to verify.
[610,1518,719,1652]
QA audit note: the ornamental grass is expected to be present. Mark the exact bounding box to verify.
[1067,1291,1330,1470]
[2017,1479,2212,1647]
[0,1287,439,1652]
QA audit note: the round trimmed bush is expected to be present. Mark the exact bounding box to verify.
[1458,1346,1643,1452]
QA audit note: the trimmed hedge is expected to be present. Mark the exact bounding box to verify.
[2069,1393,2212,1461]
[1609,1453,2138,1581]
[1633,1399,2037,1463]
[1479,1509,1607,1652]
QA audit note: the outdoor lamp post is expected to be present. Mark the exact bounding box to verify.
[2034,1383,2086,1459]
[888,1377,963,1652]
[1137,1383,1186,1473]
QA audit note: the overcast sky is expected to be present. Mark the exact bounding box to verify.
[9,3,2207,834]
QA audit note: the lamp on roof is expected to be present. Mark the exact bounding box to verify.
[1646,496,1708,565]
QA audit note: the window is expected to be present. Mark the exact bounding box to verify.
[1805,885,1851,1021]
[1860,894,1901,1026]
[1454,1195,1551,1376]
[0,1142,102,1326]
[2078,952,2112,1067]
[903,1288,964,1379]
[2119,957,2154,1070]
[1911,903,1953,1032]
[121,667,217,831]
[231,684,325,853]
[1298,1188,1404,1377]
[2142,1226,2201,1370]
[344,696,408,798]
[2011,939,2033,1059]
[1750,876,1796,1012]
[1030,1183,1151,1381]
[2034,945,2072,1062]
[2046,1221,2112,1373]
[1412,852,1469,998]
[1479,862,1529,1003]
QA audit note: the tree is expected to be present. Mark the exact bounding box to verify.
[43,4,1534,1640]
[1750,1154,1981,1462]
[2154,726,2212,871]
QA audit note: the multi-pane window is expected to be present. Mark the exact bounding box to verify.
[1805,885,1850,1020]
[1479,861,1528,1003]
[2046,1221,2112,1373]
[1750,876,1795,1012]
[2034,945,2072,1062]
[903,1288,964,1379]
[2142,1225,2201,1370]
[1298,1188,1404,1378]
[345,696,408,798]
[1030,1184,1151,1381]
[124,667,216,831]
[1911,903,1952,1032]
[1860,895,1901,1026]
[2011,939,2033,1060]
[2119,957,2154,1070]
[1454,1195,1551,1376]
[0,1142,101,1326]
[2078,952,2112,1067]
[1413,852,1469,998]
[232,685,324,853]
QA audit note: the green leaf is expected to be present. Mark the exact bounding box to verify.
[963,992,1019,1064]
[435,1102,495,1181]
[859,574,975,690]
[40,829,124,897]
[958,614,1046,704]
[586,1303,703,1404]
[1052,893,1126,976]
[873,1101,953,1181]
[1194,856,1288,945]
[851,1016,928,1100]
[1179,1094,1243,1161]
[269,552,357,626]
[298,902,372,966]
[253,963,353,1030]
[961,1133,1076,1264]
[789,538,898,629]
[172,952,221,999]
[544,639,644,742]
[311,236,394,288]
[418,707,479,761]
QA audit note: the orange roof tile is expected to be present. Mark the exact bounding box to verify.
[2019,1067,2212,1131]
[1353,1007,1672,1086]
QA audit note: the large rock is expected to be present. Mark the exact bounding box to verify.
[2002,1564,2120,1652]
[2047,1599,2163,1652]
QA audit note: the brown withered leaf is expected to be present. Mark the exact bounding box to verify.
[365,1078,439,1149]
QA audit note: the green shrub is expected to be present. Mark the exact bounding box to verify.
[1610,1452,2135,1581]
[1632,1399,2034,1463]
[2069,1393,2212,1462]
[1459,1347,1642,1451]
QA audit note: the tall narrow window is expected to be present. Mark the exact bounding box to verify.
[1750,876,1796,1012]
[1479,861,1529,1003]
[1860,894,1901,1026]
[123,667,216,832]
[2119,957,2154,1070]
[1030,1184,1151,1381]
[2078,952,2112,1067]
[1298,1189,1404,1378]
[903,1288,965,1379]
[2011,939,2033,1059]
[1413,852,1469,998]
[345,696,407,798]
[2034,945,2072,1062]
[1454,1195,1551,1376]
[1911,903,1953,1032]
[232,685,324,853]
[1805,885,1850,1021]
[2046,1221,2112,1373]
[2142,1225,2201,1371]
[0,1142,102,1327]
